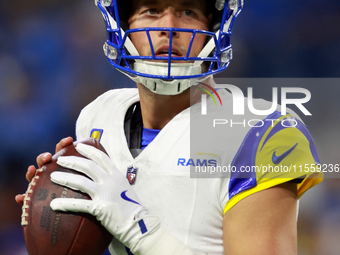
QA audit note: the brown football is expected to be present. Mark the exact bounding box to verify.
[21,138,113,255]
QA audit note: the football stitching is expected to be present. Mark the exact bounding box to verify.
[21,167,44,226]
[68,216,86,255]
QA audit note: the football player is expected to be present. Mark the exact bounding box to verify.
[16,0,323,254]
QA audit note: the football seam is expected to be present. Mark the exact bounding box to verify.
[68,215,86,255]
[21,167,45,226]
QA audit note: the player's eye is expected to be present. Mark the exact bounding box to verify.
[183,9,194,17]
[145,8,158,15]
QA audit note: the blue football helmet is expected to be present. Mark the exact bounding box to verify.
[95,0,243,95]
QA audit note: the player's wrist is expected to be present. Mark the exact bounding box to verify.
[125,214,161,247]
[101,203,161,249]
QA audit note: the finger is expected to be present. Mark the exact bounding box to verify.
[36,152,52,168]
[57,155,107,182]
[76,143,117,174]
[26,165,37,182]
[50,198,93,214]
[15,194,25,205]
[55,137,73,153]
[50,171,97,198]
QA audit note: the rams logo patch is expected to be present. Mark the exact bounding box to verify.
[90,128,103,142]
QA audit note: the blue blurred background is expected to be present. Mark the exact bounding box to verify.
[0,0,339,254]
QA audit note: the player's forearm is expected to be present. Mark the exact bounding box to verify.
[223,233,297,255]
[223,183,298,255]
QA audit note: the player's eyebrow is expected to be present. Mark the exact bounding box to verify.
[130,0,157,16]
[131,0,207,17]
[180,0,207,16]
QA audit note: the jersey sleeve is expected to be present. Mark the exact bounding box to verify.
[76,108,104,142]
[75,89,137,141]
[223,111,323,213]
[74,91,106,141]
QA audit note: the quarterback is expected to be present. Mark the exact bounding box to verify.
[16,0,323,254]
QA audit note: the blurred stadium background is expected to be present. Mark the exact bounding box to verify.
[0,0,339,254]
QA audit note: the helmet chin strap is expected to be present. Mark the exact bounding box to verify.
[124,61,211,95]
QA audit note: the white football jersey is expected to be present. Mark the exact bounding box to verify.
[75,88,322,254]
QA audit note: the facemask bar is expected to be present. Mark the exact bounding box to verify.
[104,28,223,79]
[196,0,243,66]
[96,0,141,59]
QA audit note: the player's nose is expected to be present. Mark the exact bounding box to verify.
[157,7,179,38]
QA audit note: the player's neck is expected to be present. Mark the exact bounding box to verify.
[137,83,190,130]
[137,77,212,130]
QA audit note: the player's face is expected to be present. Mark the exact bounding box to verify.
[128,0,209,61]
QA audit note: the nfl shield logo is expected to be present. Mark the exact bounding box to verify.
[126,166,138,185]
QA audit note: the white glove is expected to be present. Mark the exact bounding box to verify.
[50,143,193,255]
[50,143,160,249]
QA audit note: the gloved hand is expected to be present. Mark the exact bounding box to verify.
[50,143,194,255]
[49,143,160,250]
